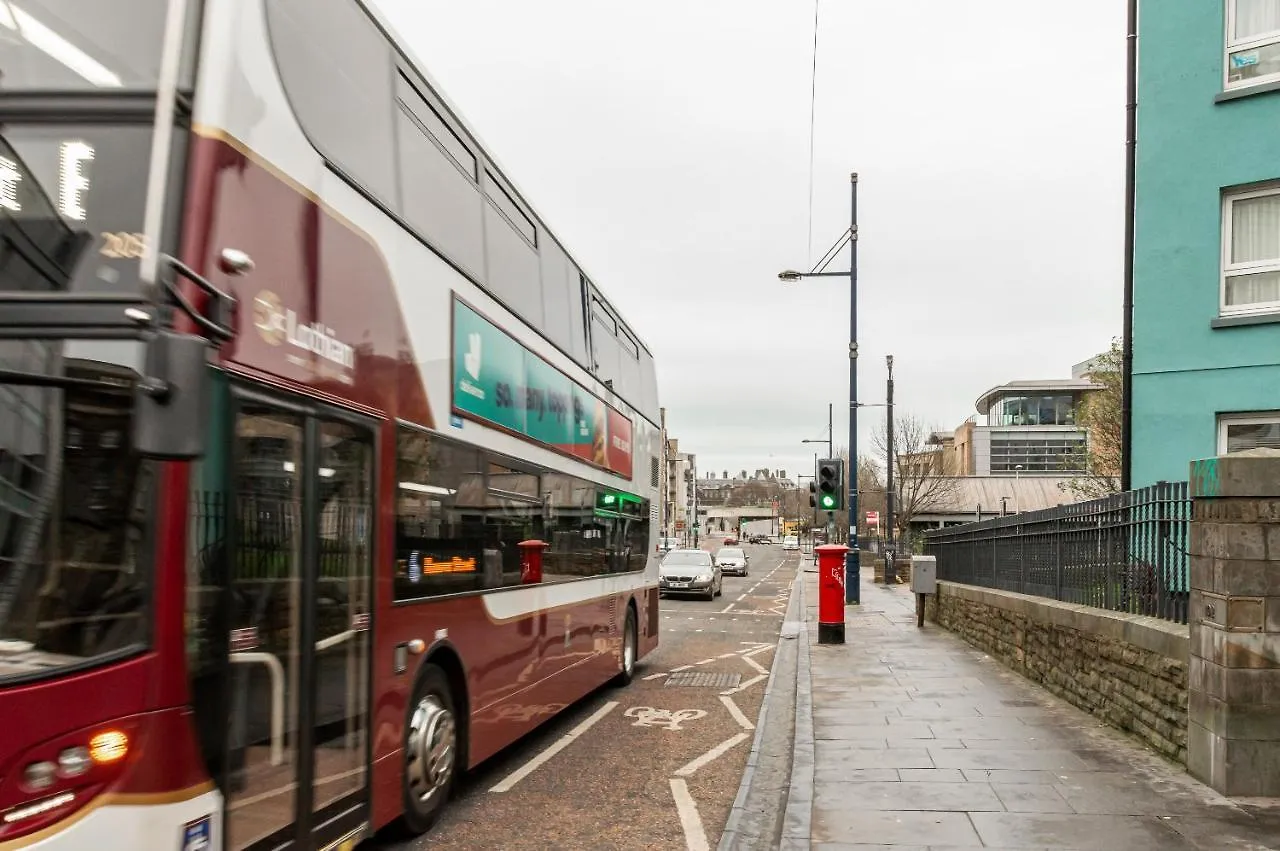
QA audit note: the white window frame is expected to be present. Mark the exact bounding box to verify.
[1220,185,1280,316]
[1217,411,1280,453]
[1225,0,1280,89]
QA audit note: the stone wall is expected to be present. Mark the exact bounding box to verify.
[926,582,1189,763]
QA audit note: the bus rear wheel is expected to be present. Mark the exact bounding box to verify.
[401,664,458,835]
[612,606,638,686]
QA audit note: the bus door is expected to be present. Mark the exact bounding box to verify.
[222,389,375,851]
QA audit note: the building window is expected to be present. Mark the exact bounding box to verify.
[1218,412,1280,453]
[987,394,1078,427]
[989,434,1087,473]
[1226,0,1280,88]
[1222,187,1280,315]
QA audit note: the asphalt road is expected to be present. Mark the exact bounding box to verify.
[372,541,798,851]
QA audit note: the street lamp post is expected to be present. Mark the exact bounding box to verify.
[779,173,859,602]
[884,354,896,583]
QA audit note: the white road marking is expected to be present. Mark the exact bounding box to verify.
[744,645,773,658]
[721,674,767,696]
[671,664,693,671]
[490,701,618,792]
[742,654,768,675]
[625,706,707,730]
[719,695,755,731]
[695,658,716,665]
[643,672,667,681]
[717,652,737,659]
[718,603,735,613]
[735,594,746,601]
[674,731,751,777]
[670,778,710,851]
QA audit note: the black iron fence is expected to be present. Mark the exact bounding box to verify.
[923,481,1191,624]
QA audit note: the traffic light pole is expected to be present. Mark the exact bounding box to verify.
[846,173,860,604]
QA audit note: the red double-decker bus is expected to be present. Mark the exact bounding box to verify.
[0,1,662,848]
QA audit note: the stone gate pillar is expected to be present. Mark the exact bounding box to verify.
[1187,450,1280,796]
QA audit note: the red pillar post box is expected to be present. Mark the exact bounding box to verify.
[518,540,547,584]
[816,544,849,644]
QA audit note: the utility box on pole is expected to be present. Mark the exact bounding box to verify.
[910,555,936,628]
[910,555,936,594]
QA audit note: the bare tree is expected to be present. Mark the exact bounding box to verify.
[1060,338,1122,499]
[872,414,961,543]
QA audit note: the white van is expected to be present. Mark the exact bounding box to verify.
[782,535,799,551]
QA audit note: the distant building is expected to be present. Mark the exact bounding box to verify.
[896,363,1109,541]
[968,378,1099,475]
[664,438,696,543]
[1131,0,1280,485]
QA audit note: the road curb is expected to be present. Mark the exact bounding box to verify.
[717,566,804,850]
[780,574,813,847]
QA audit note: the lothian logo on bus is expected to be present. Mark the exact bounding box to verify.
[253,290,355,370]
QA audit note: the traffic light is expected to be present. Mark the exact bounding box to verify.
[817,458,843,511]
[808,481,816,508]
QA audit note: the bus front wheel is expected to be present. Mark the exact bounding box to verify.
[401,664,458,834]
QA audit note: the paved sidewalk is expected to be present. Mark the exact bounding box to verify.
[791,567,1280,851]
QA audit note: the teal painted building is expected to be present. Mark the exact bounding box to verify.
[1132,0,1280,486]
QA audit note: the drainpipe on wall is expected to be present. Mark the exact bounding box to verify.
[1120,0,1137,491]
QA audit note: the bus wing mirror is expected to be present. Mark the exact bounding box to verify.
[133,330,211,460]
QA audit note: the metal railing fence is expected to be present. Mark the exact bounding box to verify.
[923,481,1190,624]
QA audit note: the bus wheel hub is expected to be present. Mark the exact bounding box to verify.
[407,695,455,798]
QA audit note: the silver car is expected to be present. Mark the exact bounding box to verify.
[714,547,748,577]
[659,549,722,600]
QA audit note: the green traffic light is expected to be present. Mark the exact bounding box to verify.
[819,494,836,510]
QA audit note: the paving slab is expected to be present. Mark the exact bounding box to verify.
[897,768,966,783]
[968,812,1197,850]
[801,568,1280,851]
[990,783,1075,813]
[815,780,1004,812]
[811,809,984,846]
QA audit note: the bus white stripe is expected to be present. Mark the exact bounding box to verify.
[480,574,653,621]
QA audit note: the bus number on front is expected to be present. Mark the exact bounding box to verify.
[99,231,147,259]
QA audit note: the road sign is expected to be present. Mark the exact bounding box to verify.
[866,511,880,526]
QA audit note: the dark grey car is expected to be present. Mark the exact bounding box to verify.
[659,549,722,600]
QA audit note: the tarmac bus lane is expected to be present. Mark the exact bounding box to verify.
[377,545,798,851]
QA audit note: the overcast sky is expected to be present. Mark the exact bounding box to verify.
[373,0,1125,483]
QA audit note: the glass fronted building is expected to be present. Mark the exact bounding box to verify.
[972,380,1098,475]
